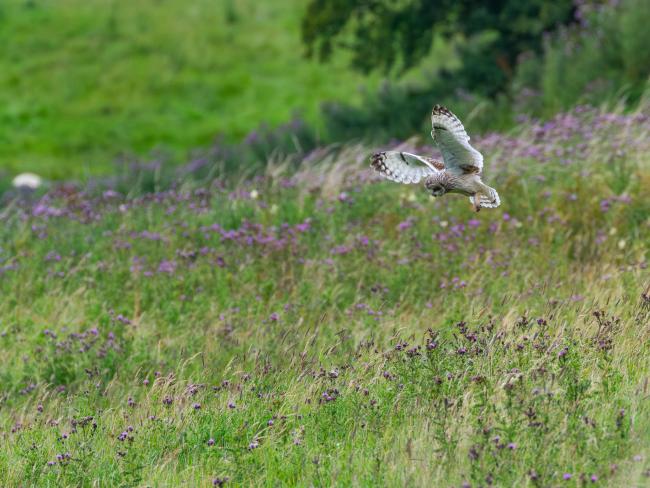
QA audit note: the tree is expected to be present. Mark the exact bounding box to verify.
[301,0,576,96]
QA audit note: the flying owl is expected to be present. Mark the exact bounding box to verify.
[370,105,500,212]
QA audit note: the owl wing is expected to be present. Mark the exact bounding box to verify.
[431,105,484,175]
[370,151,444,184]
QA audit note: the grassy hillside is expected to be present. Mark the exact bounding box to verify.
[1,102,649,486]
[0,0,375,178]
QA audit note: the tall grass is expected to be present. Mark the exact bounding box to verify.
[0,101,649,486]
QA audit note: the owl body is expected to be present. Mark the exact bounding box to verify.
[370,105,500,212]
[424,171,476,197]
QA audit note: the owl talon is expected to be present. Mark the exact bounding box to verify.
[472,194,481,212]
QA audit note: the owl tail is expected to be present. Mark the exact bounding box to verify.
[470,186,500,209]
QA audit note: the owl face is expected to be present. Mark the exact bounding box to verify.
[428,183,447,197]
[424,173,450,197]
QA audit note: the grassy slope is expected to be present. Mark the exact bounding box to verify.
[0,0,375,178]
[0,104,649,486]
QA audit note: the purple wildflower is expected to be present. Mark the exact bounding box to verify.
[157,260,177,274]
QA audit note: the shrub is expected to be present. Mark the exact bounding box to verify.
[514,0,650,115]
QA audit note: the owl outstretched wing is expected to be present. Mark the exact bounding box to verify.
[431,105,484,175]
[370,151,444,184]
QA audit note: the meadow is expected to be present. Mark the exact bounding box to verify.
[0,0,376,178]
[1,102,649,486]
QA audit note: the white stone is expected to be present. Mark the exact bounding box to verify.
[12,173,43,189]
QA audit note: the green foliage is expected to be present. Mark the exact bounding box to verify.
[302,0,445,75]
[3,0,647,184]
[302,0,575,96]
[0,0,376,178]
[320,76,514,144]
[522,0,650,113]
[316,0,650,146]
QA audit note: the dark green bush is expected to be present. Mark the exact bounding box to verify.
[318,0,650,144]
[514,0,650,114]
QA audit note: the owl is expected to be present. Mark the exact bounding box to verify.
[370,105,500,212]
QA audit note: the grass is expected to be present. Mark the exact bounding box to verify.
[0,0,376,179]
[0,102,649,486]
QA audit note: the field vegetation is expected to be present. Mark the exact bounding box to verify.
[2,1,650,486]
[1,102,648,486]
[0,0,376,178]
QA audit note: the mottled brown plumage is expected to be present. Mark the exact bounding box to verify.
[370,105,500,212]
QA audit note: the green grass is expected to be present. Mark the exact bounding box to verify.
[0,0,376,178]
[0,103,649,486]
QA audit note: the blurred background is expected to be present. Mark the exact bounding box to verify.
[0,0,648,182]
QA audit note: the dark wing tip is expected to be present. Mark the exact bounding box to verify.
[370,152,392,176]
[432,104,454,117]
[369,152,394,178]
[370,152,385,168]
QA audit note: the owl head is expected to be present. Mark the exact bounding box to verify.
[428,183,447,197]
[424,174,449,197]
